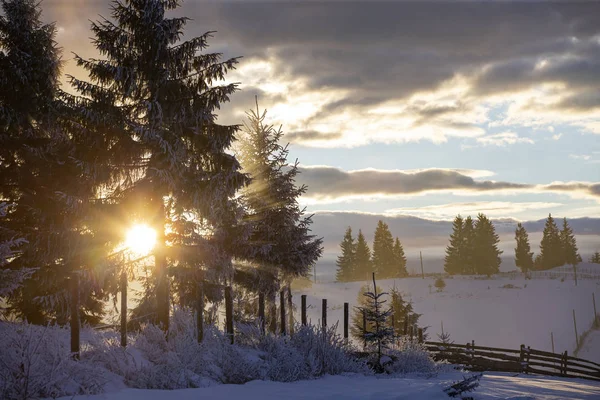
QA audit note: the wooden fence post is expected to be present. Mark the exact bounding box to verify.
[300,294,307,326]
[225,286,234,344]
[287,286,294,335]
[280,290,286,335]
[418,328,423,343]
[322,299,327,329]
[269,294,277,334]
[573,309,579,347]
[409,325,413,340]
[69,273,80,360]
[519,344,524,366]
[520,345,530,374]
[593,293,598,328]
[197,281,204,343]
[344,302,349,341]
[551,331,555,353]
[258,292,265,335]
[362,309,367,349]
[120,270,127,348]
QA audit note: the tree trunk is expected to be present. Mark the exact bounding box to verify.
[155,201,169,333]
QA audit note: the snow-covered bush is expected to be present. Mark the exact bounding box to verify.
[0,309,434,396]
[236,322,368,382]
[80,328,140,383]
[129,309,214,389]
[290,324,368,377]
[384,339,437,375]
[0,322,105,399]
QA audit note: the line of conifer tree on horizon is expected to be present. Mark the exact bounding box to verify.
[514,214,581,273]
[444,213,503,275]
[335,220,407,282]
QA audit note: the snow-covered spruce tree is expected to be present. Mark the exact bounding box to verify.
[354,229,372,281]
[67,0,248,331]
[372,220,395,279]
[444,215,463,275]
[392,237,407,277]
[0,202,29,297]
[235,102,322,320]
[0,0,109,325]
[560,217,580,267]
[473,213,502,276]
[514,222,534,274]
[335,226,356,282]
[356,273,394,371]
[538,214,562,270]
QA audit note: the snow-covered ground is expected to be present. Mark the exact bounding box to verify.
[59,372,600,400]
[295,272,600,355]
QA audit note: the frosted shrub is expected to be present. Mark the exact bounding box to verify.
[81,328,140,383]
[384,339,437,375]
[0,322,105,399]
[256,334,307,382]
[236,322,368,381]
[129,310,208,389]
[290,324,368,377]
[216,342,264,384]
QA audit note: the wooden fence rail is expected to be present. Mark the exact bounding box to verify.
[424,341,600,382]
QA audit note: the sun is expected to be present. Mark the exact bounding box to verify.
[125,224,157,256]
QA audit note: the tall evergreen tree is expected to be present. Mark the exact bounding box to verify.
[68,0,248,331]
[336,227,356,282]
[236,103,323,286]
[539,214,562,270]
[0,202,29,297]
[462,216,476,274]
[590,252,600,264]
[514,222,534,273]
[560,217,580,266]
[0,0,109,324]
[444,215,464,274]
[372,220,395,279]
[473,213,502,276]
[392,237,407,277]
[354,229,372,281]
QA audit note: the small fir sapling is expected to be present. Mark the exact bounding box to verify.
[434,277,446,292]
[356,273,394,372]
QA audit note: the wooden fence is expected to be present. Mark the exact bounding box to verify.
[424,340,600,382]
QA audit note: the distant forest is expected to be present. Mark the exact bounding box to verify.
[335,213,597,282]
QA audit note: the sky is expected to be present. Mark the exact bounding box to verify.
[38,0,600,266]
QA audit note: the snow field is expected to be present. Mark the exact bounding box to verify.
[295,273,600,355]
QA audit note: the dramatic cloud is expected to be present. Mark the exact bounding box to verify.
[297,166,528,202]
[296,166,600,203]
[43,1,600,146]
